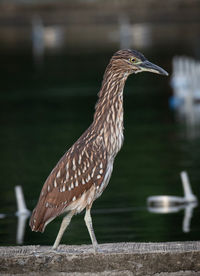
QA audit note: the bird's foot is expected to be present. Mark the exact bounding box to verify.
[32,247,59,257]
[50,246,61,253]
[94,248,102,254]
[92,243,104,254]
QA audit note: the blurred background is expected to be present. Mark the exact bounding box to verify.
[1,0,200,247]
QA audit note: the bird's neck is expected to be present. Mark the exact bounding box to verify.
[93,64,129,155]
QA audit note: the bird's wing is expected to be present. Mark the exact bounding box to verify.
[30,135,107,232]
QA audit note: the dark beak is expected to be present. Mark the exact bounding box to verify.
[139,60,168,76]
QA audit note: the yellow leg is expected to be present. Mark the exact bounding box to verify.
[52,211,74,250]
[84,206,98,252]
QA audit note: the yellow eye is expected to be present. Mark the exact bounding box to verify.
[129,57,136,63]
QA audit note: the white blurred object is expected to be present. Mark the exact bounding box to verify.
[32,15,64,68]
[15,186,30,244]
[147,171,197,208]
[132,23,152,48]
[119,15,132,49]
[170,56,200,131]
[32,15,45,67]
[147,171,198,232]
[110,17,151,49]
[15,186,30,216]
[182,202,197,233]
[180,171,197,202]
[44,26,64,49]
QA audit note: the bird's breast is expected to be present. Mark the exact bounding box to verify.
[95,158,114,199]
[103,108,124,158]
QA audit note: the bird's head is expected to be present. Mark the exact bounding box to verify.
[111,49,168,76]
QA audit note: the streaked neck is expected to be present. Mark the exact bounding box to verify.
[93,64,129,155]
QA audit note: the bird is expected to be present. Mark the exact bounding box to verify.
[29,49,168,252]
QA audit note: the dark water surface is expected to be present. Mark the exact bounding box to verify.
[0,48,200,247]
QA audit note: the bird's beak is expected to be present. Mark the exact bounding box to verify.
[138,60,168,76]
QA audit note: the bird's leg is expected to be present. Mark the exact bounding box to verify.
[52,210,75,250]
[84,206,98,253]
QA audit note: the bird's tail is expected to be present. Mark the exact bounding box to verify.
[29,201,47,233]
[29,197,62,233]
[29,209,44,232]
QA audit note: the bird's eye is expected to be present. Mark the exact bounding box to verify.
[129,57,136,63]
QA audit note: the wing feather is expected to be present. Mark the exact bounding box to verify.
[29,134,107,232]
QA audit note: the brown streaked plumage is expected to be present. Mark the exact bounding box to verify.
[30,49,168,252]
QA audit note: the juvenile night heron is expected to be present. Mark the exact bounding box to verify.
[30,49,168,252]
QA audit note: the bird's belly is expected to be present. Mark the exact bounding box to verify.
[64,184,97,214]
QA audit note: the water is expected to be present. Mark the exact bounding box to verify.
[0,49,200,247]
